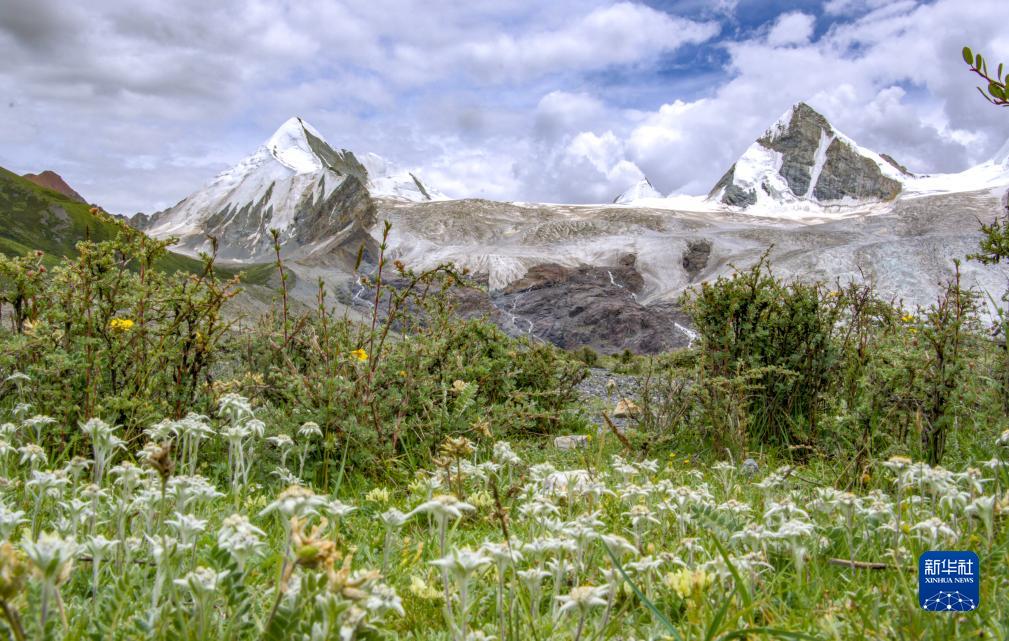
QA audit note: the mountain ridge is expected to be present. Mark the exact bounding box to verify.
[138,117,438,262]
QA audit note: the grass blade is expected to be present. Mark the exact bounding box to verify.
[601,541,684,641]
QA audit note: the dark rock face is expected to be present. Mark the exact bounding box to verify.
[880,153,913,176]
[490,254,692,354]
[813,138,903,202]
[709,166,757,207]
[758,103,831,197]
[682,239,711,280]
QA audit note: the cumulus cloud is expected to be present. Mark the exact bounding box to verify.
[767,12,816,47]
[0,0,1007,211]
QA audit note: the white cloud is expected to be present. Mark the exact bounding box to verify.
[767,12,816,47]
[447,3,720,83]
[1,0,1008,212]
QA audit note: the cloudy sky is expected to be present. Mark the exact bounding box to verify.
[1,0,1008,213]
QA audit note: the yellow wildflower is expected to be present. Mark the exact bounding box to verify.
[108,318,135,333]
[901,313,914,323]
[663,568,713,600]
[365,487,391,504]
[409,575,442,600]
[350,348,368,362]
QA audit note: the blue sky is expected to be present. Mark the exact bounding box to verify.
[1,0,1007,212]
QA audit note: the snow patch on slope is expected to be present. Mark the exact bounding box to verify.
[805,129,833,199]
[361,153,446,202]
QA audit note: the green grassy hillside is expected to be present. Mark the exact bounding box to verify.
[0,166,270,282]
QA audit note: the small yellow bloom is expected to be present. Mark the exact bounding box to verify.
[409,575,442,600]
[901,313,914,323]
[350,348,368,362]
[365,487,391,504]
[398,370,407,378]
[663,568,713,600]
[108,318,135,333]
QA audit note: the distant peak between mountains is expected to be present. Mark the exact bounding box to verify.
[614,177,662,204]
[22,170,87,203]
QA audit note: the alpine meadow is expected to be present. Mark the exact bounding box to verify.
[2,2,1009,640]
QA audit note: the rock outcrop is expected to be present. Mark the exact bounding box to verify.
[490,254,693,354]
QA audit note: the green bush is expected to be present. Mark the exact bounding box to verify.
[230,225,588,483]
[0,223,236,440]
[685,252,842,448]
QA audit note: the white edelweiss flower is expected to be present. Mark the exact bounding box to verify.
[217,513,266,568]
[167,512,208,544]
[599,533,639,559]
[178,413,215,439]
[556,585,608,616]
[145,418,180,442]
[407,494,476,522]
[83,534,118,559]
[480,540,523,564]
[26,469,68,497]
[18,443,47,467]
[297,422,322,439]
[379,509,408,529]
[269,467,301,485]
[259,485,326,519]
[245,419,266,438]
[218,393,254,424]
[430,547,491,582]
[492,441,522,466]
[365,583,404,617]
[21,415,56,440]
[22,531,77,585]
[322,498,357,519]
[266,434,294,449]
[0,501,27,540]
[911,517,957,545]
[174,565,228,597]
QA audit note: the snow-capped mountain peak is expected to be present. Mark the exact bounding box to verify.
[709,102,907,211]
[614,177,662,204]
[264,116,328,174]
[140,117,445,260]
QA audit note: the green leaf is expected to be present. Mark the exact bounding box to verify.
[704,585,737,641]
[710,536,752,609]
[601,541,684,641]
[999,63,1004,80]
[977,53,983,70]
[990,83,1005,101]
[963,46,974,65]
[717,628,821,641]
